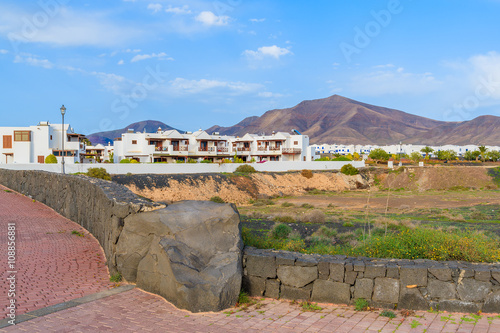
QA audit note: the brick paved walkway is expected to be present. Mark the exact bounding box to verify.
[2,184,500,332]
[0,185,114,317]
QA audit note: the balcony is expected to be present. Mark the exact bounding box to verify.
[282,148,302,154]
[173,145,188,152]
[198,146,216,152]
[237,147,250,152]
[217,147,229,153]
[155,146,168,151]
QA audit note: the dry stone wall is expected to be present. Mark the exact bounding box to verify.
[243,247,500,313]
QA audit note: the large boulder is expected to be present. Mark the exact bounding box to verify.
[115,200,243,312]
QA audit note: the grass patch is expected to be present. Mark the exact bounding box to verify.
[354,298,369,311]
[281,202,295,207]
[71,230,84,237]
[380,310,396,319]
[209,196,225,203]
[110,273,122,282]
[301,203,314,209]
[300,301,322,312]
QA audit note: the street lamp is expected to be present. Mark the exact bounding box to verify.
[60,105,66,174]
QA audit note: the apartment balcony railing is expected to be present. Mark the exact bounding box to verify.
[282,148,302,154]
[237,147,250,152]
[173,146,188,152]
[217,147,229,153]
[269,147,281,151]
[155,146,168,151]
[198,146,216,152]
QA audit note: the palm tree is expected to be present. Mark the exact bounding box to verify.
[420,146,434,159]
[478,145,488,162]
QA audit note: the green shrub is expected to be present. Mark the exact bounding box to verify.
[380,310,396,319]
[45,154,57,164]
[340,163,359,176]
[301,169,313,179]
[301,203,314,209]
[187,158,197,163]
[488,167,500,186]
[300,210,325,223]
[314,226,338,238]
[271,223,292,239]
[110,272,122,282]
[273,215,295,223]
[343,221,354,227]
[281,202,295,207]
[130,159,139,163]
[235,165,257,173]
[200,159,213,163]
[120,158,130,163]
[332,156,352,161]
[86,167,111,181]
[209,196,225,203]
[354,298,369,311]
[176,159,185,163]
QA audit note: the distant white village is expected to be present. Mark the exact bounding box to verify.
[0,121,499,165]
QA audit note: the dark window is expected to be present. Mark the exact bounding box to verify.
[132,140,137,144]
[294,141,298,145]
[3,135,12,148]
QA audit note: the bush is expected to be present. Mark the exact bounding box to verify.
[209,196,225,203]
[332,156,352,161]
[281,202,294,207]
[340,163,359,176]
[301,169,313,179]
[301,203,314,209]
[271,223,292,239]
[130,159,139,163]
[235,165,256,173]
[120,158,130,163]
[200,159,213,163]
[343,221,354,227]
[354,298,369,311]
[86,167,111,181]
[45,154,57,164]
[300,210,326,223]
[273,215,295,223]
[314,226,338,238]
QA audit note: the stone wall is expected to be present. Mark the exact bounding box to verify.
[0,169,243,312]
[243,247,500,313]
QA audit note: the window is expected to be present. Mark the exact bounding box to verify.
[50,135,53,140]
[3,135,12,148]
[132,140,137,144]
[294,141,298,145]
[14,131,31,142]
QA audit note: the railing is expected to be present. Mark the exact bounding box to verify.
[155,146,168,151]
[198,147,216,152]
[237,147,250,152]
[282,148,302,154]
[173,146,188,152]
[217,147,229,153]
[269,147,281,151]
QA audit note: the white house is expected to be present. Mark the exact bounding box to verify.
[0,121,85,164]
[113,128,311,163]
[81,143,114,163]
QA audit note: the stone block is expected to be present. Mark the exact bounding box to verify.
[280,284,312,301]
[373,278,399,304]
[329,262,344,282]
[295,255,318,267]
[275,252,296,266]
[399,288,429,310]
[428,266,452,281]
[243,275,266,296]
[311,280,350,304]
[246,254,277,279]
[265,279,280,299]
[344,271,357,285]
[364,264,386,279]
[483,290,500,313]
[492,270,500,284]
[457,279,491,302]
[386,266,399,279]
[277,265,317,288]
[353,261,365,272]
[318,261,330,280]
[475,269,492,282]
[400,265,427,287]
[433,300,481,313]
[353,278,373,300]
[427,279,457,299]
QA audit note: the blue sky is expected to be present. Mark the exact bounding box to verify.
[1,0,500,135]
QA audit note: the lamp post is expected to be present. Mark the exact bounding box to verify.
[60,105,66,174]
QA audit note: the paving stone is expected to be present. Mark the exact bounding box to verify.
[311,280,351,304]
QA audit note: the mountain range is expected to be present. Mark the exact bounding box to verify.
[87,95,500,146]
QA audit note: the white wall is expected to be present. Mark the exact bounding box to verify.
[0,161,365,175]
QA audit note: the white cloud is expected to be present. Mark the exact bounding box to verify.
[117,59,124,65]
[250,18,265,23]
[243,45,292,60]
[0,6,142,47]
[195,11,229,26]
[169,78,262,95]
[258,91,283,98]
[130,52,173,63]
[147,3,163,13]
[373,64,395,69]
[0,49,8,54]
[13,54,53,69]
[165,5,192,15]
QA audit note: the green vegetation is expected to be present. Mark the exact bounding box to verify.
[340,163,359,176]
[235,164,257,173]
[110,272,122,283]
[209,196,225,203]
[120,158,130,163]
[86,167,111,181]
[332,156,352,161]
[421,146,434,159]
[281,202,295,207]
[488,167,500,186]
[200,159,213,163]
[410,151,422,163]
[436,149,457,161]
[273,215,295,223]
[301,203,314,209]
[354,298,369,311]
[300,301,322,311]
[270,223,292,239]
[380,310,396,319]
[368,148,390,163]
[71,230,84,237]
[45,154,57,164]
[130,159,139,163]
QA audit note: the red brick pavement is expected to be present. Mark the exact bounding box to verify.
[0,185,114,318]
[4,288,500,332]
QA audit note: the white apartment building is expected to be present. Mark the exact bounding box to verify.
[312,143,500,158]
[113,128,312,163]
[0,122,85,164]
[82,143,114,163]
